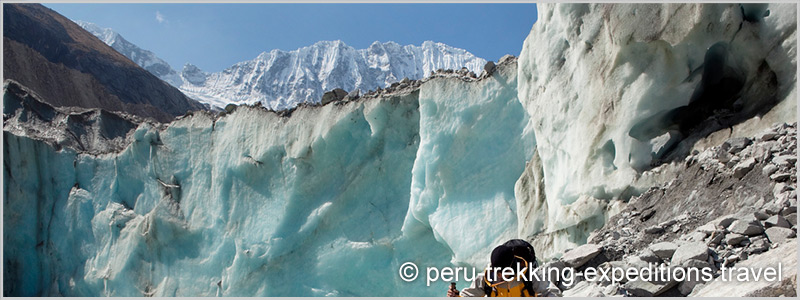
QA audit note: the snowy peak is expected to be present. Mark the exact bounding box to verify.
[75,21,183,87]
[75,20,119,45]
[77,21,487,110]
[181,63,208,85]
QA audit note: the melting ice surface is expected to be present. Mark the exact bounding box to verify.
[3,62,533,296]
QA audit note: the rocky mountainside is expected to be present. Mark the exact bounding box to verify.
[75,21,487,110]
[3,4,204,122]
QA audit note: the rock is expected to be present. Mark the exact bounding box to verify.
[498,54,515,64]
[725,233,748,246]
[765,215,791,228]
[728,220,764,236]
[645,225,664,234]
[346,89,360,100]
[691,241,797,297]
[707,231,725,245]
[671,242,709,266]
[562,280,605,297]
[321,88,348,105]
[400,77,410,84]
[649,242,679,261]
[224,103,237,113]
[677,259,713,295]
[746,237,770,254]
[624,277,678,296]
[757,128,779,141]
[710,215,737,228]
[638,249,661,263]
[770,172,791,182]
[733,158,757,179]
[725,137,752,154]
[562,243,603,268]
[784,213,797,226]
[687,231,708,242]
[696,222,718,234]
[483,61,496,76]
[772,155,797,167]
[754,211,770,220]
[659,219,678,228]
[765,227,795,244]
[762,164,779,176]
[782,206,797,216]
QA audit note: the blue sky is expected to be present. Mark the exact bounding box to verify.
[45,3,537,72]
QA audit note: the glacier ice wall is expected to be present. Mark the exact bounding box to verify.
[3,60,529,296]
[515,3,796,259]
[405,60,535,267]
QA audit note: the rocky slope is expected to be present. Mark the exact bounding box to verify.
[75,21,487,111]
[544,123,797,297]
[3,4,205,122]
[75,21,184,87]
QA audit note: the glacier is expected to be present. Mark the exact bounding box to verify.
[3,58,528,296]
[5,3,797,297]
[516,3,796,259]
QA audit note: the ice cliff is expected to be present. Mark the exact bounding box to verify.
[516,3,796,259]
[4,3,797,297]
[4,58,527,296]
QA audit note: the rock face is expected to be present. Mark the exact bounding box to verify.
[3,4,204,122]
[516,2,797,260]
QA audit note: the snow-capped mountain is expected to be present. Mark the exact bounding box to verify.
[77,21,487,110]
[76,21,183,87]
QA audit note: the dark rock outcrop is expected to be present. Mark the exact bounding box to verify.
[3,3,205,122]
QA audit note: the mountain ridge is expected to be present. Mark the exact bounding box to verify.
[76,21,488,110]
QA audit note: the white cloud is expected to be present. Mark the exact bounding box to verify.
[155,11,166,24]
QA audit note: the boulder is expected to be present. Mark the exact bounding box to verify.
[724,233,748,246]
[483,61,496,76]
[638,249,661,263]
[562,243,603,268]
[346,89,360,100]
[671,242,709,266]
[728,220,764,236]
[649,242,678,259]
[754,211,770,220]
[764,215,791,228]
[770,172,791,182]
[645,225,664,234]
[765,227,795,244]
[746,236,770,254]
[784,213,797,226]
[498,54,515,64]
[762,164,779,176]
[624,277,678,297]
[733,157,757,179]
[710,215,737,228]
[321,88,348,105]
[772,155,797,167]
[725,137,752,154]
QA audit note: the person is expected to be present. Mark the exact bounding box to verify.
[447,239,562,297]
